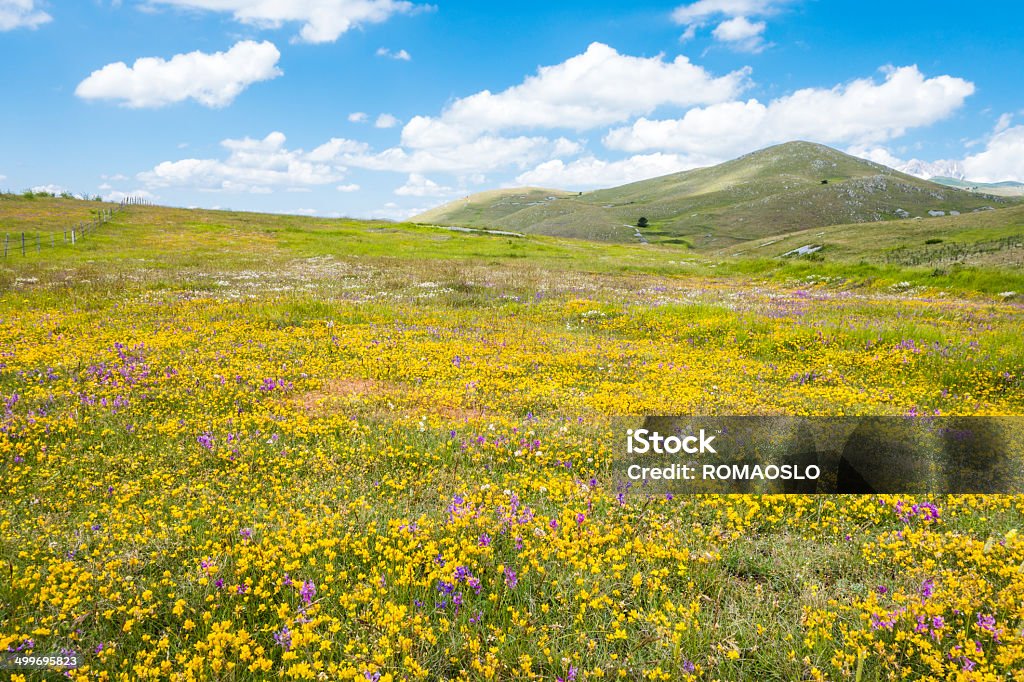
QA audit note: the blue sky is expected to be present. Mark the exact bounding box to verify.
[2,0,1023,219]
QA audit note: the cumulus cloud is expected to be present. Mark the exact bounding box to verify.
[847,120,1024,183]
[962,125,1024,182]
[711,16,766,51]
[673,0,789,50]
[672,0,783,22]
[336,183,360,192]
[138,131,356,192]
[604,66,974,158]
[394,173,453,197]
[375,113,400,129]
[75,40,282,108]
[371,201,429,220]
[148,0,422,44]
[846,145,906,169]
[400,42,748,148]
[31,184,66,195]
[0,0,51,30]
[515,153,706,189]
[376,47,411,60]
[348,111,368,123]
[305,137,369,161]
[342,135,581,174]
[102,189,157,203]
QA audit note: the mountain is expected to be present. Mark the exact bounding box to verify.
[412,142,1012,248]
[896,159,966,181]
[412,187,577,226]
[929,176,1024,197]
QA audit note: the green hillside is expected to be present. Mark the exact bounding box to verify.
[411,187,577,227]
[930,176,1024,197]
[717,202,1024,269]
[2,190,1023,299]
[413,141,1014,246]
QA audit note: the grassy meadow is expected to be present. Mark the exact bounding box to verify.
[2,196,1024,680]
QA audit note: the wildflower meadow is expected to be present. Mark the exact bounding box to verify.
[1,200,1023,680]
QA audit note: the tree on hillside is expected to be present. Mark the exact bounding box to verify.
[636,217,649,228]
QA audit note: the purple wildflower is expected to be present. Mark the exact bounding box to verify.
[273,626,292,650]
[300,580,316,605]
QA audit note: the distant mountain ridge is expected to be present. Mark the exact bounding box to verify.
[413,141,1013,247]
[928,176,1024,197]
[896,159,967,181]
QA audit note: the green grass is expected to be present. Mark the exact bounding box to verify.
[3,196,1023,300]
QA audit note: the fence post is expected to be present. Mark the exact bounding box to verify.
[36,234,40,253]
[3,234,7,258]
[21,232,25,256]
[71,228,75,245]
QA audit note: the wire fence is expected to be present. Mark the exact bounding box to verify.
[2,196,151,258]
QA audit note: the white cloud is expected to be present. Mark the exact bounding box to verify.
[139,131,350,192]
[102,189,157,203]
[604,66,974,158]
[292,208,318,215]
[672,0,788,50]
[962,125,1024,182]
[336,183,360,192]
[848,116,1024,183]
[376,47,411,60]
[0,0,52,31]
[394,173,453,197]
[375,113,400,129]
[306,137,369,161]
[75,40,282,108]
[348,111,368,123]
[711,16,766,51]
[370,201,428,220]
[148,0,421,43]
[846,145,905,169]
[400,42,748,148]
[672,0,783,23]
[515,153,705,189]
[343,135,581,174]
[31,184,66,195]
[712,15,764,40]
